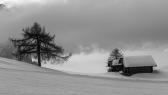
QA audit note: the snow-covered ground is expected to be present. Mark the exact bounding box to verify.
[43,50,168,82]
[0,57,168,95]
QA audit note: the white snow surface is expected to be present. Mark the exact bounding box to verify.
[0,57,168,95]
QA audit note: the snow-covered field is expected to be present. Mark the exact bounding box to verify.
[0,57,168,95]
[43,50,168,82]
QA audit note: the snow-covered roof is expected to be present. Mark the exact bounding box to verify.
[124,55,157,67]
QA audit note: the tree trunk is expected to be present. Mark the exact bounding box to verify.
[37,51,41,66]
[37,37,41,67]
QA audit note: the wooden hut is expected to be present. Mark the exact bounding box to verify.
[122,55,157,74]
[108,57,123,72]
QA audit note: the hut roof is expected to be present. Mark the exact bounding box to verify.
[124,55,157,67]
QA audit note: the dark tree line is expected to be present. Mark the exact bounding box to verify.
[11,22,71,66]
[107,48,123,67]
[0,4,5,8]
[0,41,14,59]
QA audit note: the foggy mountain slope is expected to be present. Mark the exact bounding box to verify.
[0,57,168,95]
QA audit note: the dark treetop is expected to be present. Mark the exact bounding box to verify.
[11,22,71,66]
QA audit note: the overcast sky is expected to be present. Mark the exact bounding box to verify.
[0,0,168,53]
[1,0,168,73]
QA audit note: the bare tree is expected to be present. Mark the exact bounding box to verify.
[11,22,71,66]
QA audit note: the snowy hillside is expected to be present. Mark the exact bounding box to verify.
[0,57,168,95]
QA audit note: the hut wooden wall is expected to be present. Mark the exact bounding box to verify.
[123,66,153,74]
